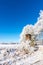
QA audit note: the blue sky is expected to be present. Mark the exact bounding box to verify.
[0,0,43,43]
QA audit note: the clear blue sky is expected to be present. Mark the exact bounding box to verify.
[0,0,43,43]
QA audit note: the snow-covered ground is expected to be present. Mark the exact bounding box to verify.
[0,44,43,65]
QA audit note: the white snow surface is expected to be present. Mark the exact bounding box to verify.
[0,44,43,65]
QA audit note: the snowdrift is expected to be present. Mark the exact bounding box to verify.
[0,44,43,65]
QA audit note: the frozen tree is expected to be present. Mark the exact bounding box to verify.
[34,10,43,35]
[20,10,43,44]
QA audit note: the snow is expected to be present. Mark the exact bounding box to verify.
[0,10,43,65]
[0,44,43,65]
